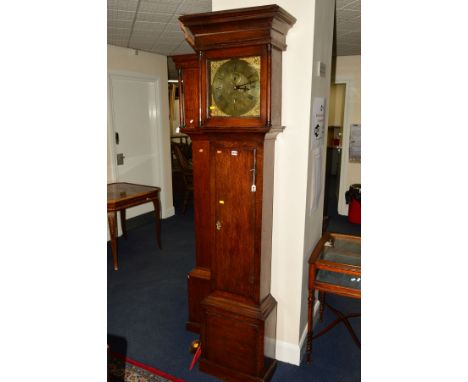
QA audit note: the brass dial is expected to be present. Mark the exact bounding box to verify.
[210,57,260,117]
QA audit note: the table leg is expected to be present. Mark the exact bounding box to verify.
[319,292,325,322]
[152,197,162,249]
[120,209,127,239]
[108,211,119,271]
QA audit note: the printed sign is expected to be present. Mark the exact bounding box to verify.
[311,97,326,145]
[349,124,361,162]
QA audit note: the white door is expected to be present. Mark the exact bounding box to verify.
[108,72,163,220]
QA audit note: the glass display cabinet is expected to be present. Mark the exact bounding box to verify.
[306,232,361,362]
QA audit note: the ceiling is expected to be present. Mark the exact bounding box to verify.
[108,0,360,79]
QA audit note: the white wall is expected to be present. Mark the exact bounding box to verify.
[301,0,336,347]
[334,55,361,215]
[213,0,335,365]
[107,45,174,220]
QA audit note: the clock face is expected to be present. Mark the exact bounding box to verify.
[209,56,261,117]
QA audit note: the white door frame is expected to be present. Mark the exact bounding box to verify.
[107,70,169,217]
[332,78,351,215]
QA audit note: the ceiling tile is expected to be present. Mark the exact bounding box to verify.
[133,20,167,32]
[136,11,174,23]
[335,0,349,10]
[139,1,181,14]
[130,30,161,40]
[108,9,135,21]
[336,20,360,33]
[108,19,133,29]
[336,9,359,24]
[335,0,360,55]
[157,36,185,45]
[342,0,360,11]
[158,31,184,40]
[108,0,139,11]
[164,22,183,32]
[107,39,127,47]
[178,1,211,14]
[108,27,131,36]
[169,14,183,24]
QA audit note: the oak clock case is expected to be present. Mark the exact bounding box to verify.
[177,5,296,382]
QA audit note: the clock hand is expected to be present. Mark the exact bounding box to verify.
[236,85,251,92]
[234,80,256,89]
[234,81,257,91]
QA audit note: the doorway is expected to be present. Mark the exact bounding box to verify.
[323,81,360,236]
[108,72,166,220]
[323,83,345,229]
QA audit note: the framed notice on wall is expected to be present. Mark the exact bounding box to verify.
[349,123,361,163]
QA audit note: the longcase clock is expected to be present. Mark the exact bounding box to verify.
[176,5,296,382]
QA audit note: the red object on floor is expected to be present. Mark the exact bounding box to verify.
[189,345,201,370]
[348,199,361,224]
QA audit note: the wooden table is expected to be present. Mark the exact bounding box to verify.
[306,232,361,362]
[107,182,162,270]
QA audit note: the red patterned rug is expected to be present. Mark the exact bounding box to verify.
[108,351,185,382]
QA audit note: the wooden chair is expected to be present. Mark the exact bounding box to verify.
[172,143,193,214]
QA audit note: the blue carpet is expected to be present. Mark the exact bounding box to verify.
[108,197,360,381]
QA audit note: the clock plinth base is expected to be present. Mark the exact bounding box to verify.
[185,321,200,333]
[186,267,211,333]
[200,292,277,382]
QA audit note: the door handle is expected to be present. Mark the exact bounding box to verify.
[117,153,125,165]
[115,132,120,145]
[216,220,222,231]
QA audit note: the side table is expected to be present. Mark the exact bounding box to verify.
[107,182,162,270]
[306,232,361,362]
